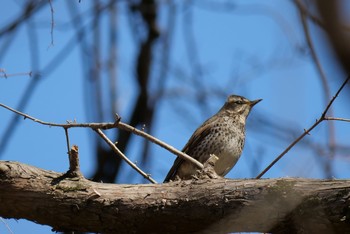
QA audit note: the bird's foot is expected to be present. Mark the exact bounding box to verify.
[193,154,219,180]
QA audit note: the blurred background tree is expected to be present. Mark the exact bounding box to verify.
[1,0,350,233]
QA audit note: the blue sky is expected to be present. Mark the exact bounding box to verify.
[1,1,350,233]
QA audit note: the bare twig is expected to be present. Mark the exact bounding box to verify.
[297,0,335,177]
[107,1,118,118]
[294,0,325,28]
[48,0,55,46]
[115,121,203,170]
[0,103,203,171]
[64,128,71,155]
[324,117,350,123]
[95,129,157,184]
[256,76,350,179]
[0,70,33,78]
[0,102,158,183]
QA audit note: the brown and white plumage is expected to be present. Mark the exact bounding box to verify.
[163,95,261,182]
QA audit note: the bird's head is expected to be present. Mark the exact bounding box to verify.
[221,95,262,117]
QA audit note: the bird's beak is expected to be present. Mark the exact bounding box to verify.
[250,99,262,106]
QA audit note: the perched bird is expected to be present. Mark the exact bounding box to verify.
[164,95,261,182]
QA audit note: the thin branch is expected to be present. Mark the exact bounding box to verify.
[0,70,33,78]
[1,103,156,183]
[48,0,55,46]
[94,128,157,184]
[64,128,71,155]
[256,118,321,179]
[0,103,203,171]
[107,0,118,118]
[117,120,203,170]
[294,0,325,28]
[324,117,350,123]
[256,76,350,179]
[321,76,349,117]
[297,0,335,177]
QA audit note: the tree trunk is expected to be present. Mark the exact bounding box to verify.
[0,161,349,233]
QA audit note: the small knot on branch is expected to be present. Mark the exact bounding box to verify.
[114,113,121,123]
[66,145,83,178]
[194,154,219,180]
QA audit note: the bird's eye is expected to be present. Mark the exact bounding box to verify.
[235,100,244,104]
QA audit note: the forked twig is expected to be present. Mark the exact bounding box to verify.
[0,103,203,183]
[0,103,203,170]
[256,76,350,179]
[1,103,203,169]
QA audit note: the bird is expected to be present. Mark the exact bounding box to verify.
[163,94,261,182]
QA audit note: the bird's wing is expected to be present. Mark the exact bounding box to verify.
[163,116,219,182]
[181,116,218,154]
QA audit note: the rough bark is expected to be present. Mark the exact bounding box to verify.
[0,161,349,234]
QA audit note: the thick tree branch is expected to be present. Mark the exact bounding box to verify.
[0,161,349,233]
